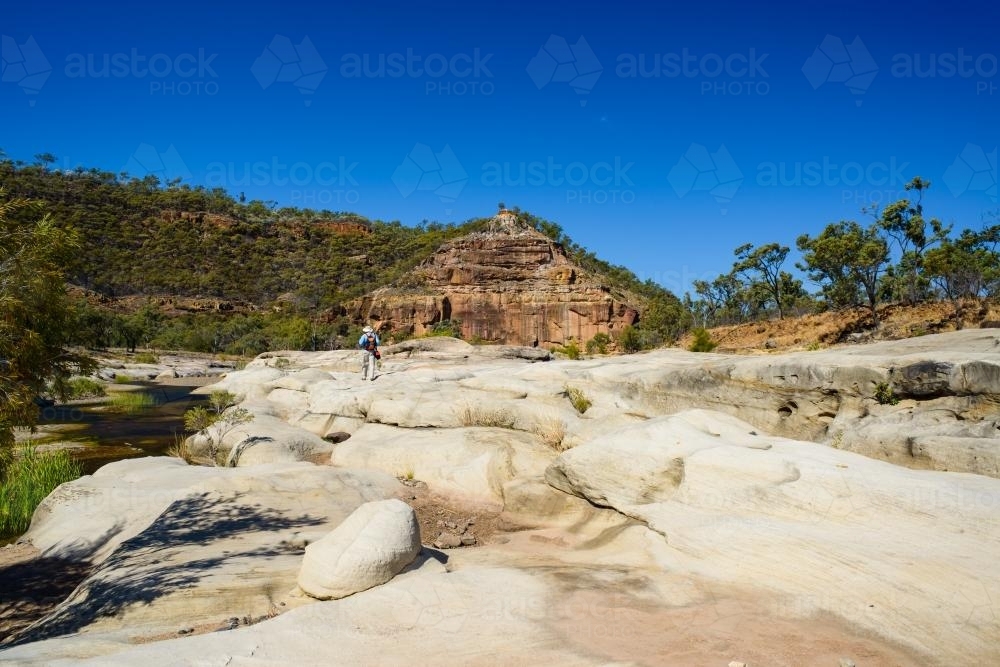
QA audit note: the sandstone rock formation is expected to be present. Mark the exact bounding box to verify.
[190,330,1000,478]
[5,458,402,647]
[349,221,640,346]
[297,499,421,600]
[94,352,236,382]
[545,409,1000,663]
[4,330,1000,666]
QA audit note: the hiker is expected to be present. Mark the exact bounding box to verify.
[358,325,381,381]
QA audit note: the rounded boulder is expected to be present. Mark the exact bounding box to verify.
[297,498,421,600]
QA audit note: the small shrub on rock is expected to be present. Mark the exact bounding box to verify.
[617,325,642,354]
[585,333,611,355]
[565,385,592,414]
[689,328,717,352]
[874,382,899,405]
[559,340,582,360]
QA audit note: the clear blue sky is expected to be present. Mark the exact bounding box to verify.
[3,0,997,296]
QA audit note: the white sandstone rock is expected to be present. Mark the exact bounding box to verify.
[297,498,421,600]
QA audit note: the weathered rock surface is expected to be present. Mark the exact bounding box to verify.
[192,329,1000,476]
[582,329,1000,475]
[94,353,235,382]
[297,499,421,600]
[4,330,1000,666]
[545,409,1000,666]
[349,225,641,346]
[5,458,402,647]
[332,423,551,508]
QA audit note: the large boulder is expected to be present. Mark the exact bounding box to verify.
[184,410,333,466]
[297,499,421,600]
[331,423,553,507]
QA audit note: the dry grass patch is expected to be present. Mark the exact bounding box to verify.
[531,416,568,451]
[458,405,517,429]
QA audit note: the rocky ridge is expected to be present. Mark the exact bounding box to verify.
[350,221,640,346]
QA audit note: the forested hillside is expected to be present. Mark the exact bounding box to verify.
[0,158,469,307]
[0,155,684,354]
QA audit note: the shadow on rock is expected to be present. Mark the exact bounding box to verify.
[0,556,93,645]
[5,492,325,646]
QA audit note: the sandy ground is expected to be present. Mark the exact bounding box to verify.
[550,587,926,667]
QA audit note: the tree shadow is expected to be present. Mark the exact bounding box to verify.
[0,520,126,643]
[2,491,325,646]
[0,555,92,644]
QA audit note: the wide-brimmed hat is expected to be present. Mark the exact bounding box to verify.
[362,325,374,333]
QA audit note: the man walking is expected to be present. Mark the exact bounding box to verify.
[358,325,380,381]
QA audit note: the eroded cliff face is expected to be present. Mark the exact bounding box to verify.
[350,228,639,345]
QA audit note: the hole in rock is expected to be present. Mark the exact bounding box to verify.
[778,401,797,418]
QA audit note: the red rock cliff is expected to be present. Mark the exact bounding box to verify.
[350,226,640,346]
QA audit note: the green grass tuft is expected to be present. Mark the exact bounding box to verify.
[107,391,156,414]
[565,385,592,414]
[66,377,107,399]
[0,445,82,535]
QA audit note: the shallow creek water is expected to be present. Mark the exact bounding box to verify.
[0,381,212,544]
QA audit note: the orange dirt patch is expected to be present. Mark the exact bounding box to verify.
[395,480,503,549]
[678,300,1000,354]
[551,586,928,667]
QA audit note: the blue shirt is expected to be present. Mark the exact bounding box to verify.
[358,333,380,350]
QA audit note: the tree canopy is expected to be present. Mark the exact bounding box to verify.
[0,190,93,444]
